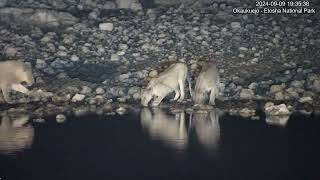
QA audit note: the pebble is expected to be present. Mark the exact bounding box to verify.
[99,22,114,31]
[56,114,66,123]
[72,94,86,102]
[71,55,79,62]
[270,84,284,94]
[116,106,127,115]
[230,22,241,29]
[95,87,105,95]
[239,108,256,118]
[111,54,120,61]
[299,96,313,104]
[80,86,92,95]
[238,47,248,51]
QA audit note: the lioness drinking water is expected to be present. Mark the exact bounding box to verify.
[141,63,191,106]
[194,62,219,105]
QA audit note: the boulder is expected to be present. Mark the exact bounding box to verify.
[0,8,78,28]
[264,102,290,116]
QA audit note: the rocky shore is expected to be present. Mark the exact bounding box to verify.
[0,0,319,119]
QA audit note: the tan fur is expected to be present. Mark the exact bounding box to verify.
[141,63,188,106]
[0,61,34,104]
[140,108,188,150]
[194,62,219,105]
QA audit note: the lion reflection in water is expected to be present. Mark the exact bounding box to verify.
[0,113,34,155]
[140,108,188,150]
[191,109,221,153]
[140,108,221,153]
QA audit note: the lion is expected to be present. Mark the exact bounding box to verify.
[193,62,219,105]
[0,60,34,104]
[141,63,191,106]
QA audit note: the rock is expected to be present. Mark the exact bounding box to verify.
[4,47,17,57]
[33,118,45,123]
[149,70,158,78]
[230,22,241,29]
[270,84,284,94]
[239,89,255,99]
[116,106,127,115]
[99,22,114,31]
[29,9,78,27]
[119,73,130,81]
[71,94,85,102]
[71,55,79,62]
[73,106,89,116]
[88,11,99,21]
[36,59,47,69]
[41,36,52,43]
[103,1,117,9]
[238,47,248,51]
[264,102,290,116]
[93,95,105,105]
[275,91,285,101]
[128,86,140,95]
[290,80,304,88]
[286,87,299,99]
[56,114,66,123]
[95,87,105,95]
[133,92,140,100]
[119,44,128,50]
[110,54,120,61]
[88,98,97,105]
[80,86,92,95]
[117,97,127,103]
[103,103,113,112]
[312,79,320,92]
[57,51,67,57]
[250,58,259,64]
[299,96,313,104]
[248,82,258,90]
[239,108,256,118]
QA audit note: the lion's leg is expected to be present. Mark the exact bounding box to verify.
[11,84,30,94]
[194,90,205,105]
[152,95,165,106]
[178,79,185,101]
[173,89,180,101]
[209,88,216,105]
[1,85,13,104]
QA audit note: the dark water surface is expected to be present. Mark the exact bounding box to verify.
[1,109,320,180]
